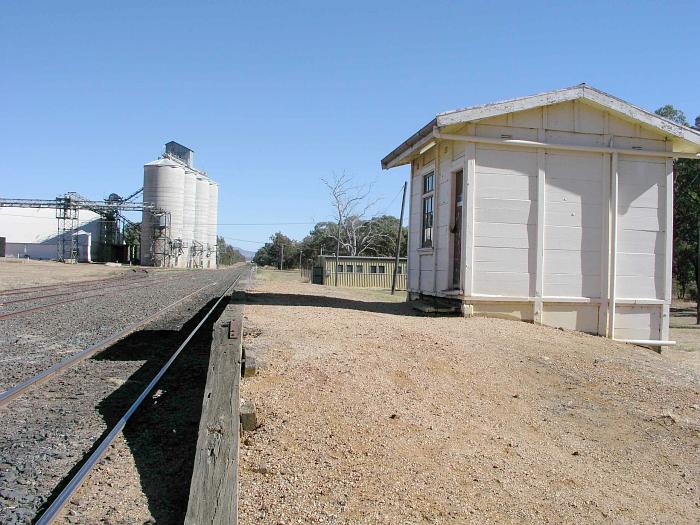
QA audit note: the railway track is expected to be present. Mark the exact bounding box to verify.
[0,281,216,407]
[0,272,148,297]
[35,272,243,524]
[0,272,201,320]
[0,266,249,524]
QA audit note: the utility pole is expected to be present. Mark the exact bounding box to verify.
[299,251,303,277]
[391,181,408,295]
[280,243,284,271]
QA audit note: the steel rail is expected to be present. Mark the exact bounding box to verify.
[0,280,219,407]
[0,274,199,320]
[34,272,242,525]
[0,274,148,297]
[0,273,196,306]
[0,293,108,320]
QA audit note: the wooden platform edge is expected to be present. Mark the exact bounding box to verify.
[184,300,244,524]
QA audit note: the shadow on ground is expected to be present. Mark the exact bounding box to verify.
[244,291,424,316]
[35,297,228,525]
[671,305,698,319]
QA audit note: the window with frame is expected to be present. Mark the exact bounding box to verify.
[370,265,377,274]
[356,265,363,273]
[422,171,434,248]
[378,265,385,274]
[396,265,402,274]
[346,264,353,273]
[337,264,343,273]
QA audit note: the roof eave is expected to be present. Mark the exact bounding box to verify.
[382,85,700,169]
[381,118,437,170]
[436,84,700,148]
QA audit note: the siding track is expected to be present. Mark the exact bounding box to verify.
[0,282,215,407]
[34,272,242,524]
[0,265,249,524]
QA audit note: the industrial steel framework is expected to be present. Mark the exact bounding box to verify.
[0,192,170,264]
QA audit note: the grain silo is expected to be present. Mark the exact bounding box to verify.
[182,168,197,267]
[194,175,210,268]
[142,158,185,267]
[142,141,218,268]
[207,180,218,268]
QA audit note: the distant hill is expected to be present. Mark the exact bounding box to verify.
[232,246,255,260]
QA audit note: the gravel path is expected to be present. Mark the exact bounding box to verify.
[237,270,700,524]
[0,265,248,525]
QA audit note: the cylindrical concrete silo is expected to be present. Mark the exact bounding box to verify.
[182,169,197,267]
[207,181,218,268]
[194,175,210,268]
[142,158,185,267]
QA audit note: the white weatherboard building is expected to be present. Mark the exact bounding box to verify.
[382,85,700,346]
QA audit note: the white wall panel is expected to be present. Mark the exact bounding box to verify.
[545,130,605,149]
[475,223,533,249]
[614,305,662,340]
[545,225,602,251]
[544,274,601,297]
[475,199,536,225]
[474,146,536,297]
[544,152,605,299]
[510,107,542,128]
[575,102,605,134]
[477,147,538,176]
[546,101,575,131]
[473,272,532,296]
[617,156,665,300]
[475,124,539,141]
[474,247,534,273]
[477,172,536,200]
[542,305,599,333]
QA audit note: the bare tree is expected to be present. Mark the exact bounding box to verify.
[322,173,388,285]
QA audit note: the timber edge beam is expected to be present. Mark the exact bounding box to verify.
[185,309,243,525]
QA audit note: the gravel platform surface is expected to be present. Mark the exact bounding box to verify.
[237,269,700,524]
[0,265,248,524]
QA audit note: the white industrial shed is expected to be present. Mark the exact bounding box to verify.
[0,207,101,262]
[382,84,700,346]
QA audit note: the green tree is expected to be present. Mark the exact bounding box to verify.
[360,215,408,258]
[253,232,301,269]
[123,222,141,245]
[655,105,688,126]
[216,236,246,266]
[655,106,700,309]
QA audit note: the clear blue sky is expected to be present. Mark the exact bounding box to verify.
[2,1,698,251]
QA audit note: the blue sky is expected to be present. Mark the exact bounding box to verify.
[2,1,698,251]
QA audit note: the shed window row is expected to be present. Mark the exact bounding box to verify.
[335,264,391,274]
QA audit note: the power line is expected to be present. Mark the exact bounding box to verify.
[222,237,267,245]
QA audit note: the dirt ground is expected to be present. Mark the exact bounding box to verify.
[239,269,700,524]
[0,259,130,291]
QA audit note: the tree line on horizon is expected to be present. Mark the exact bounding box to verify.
[253,215,408,269]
